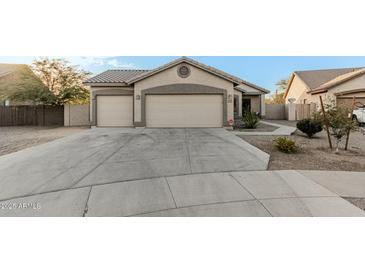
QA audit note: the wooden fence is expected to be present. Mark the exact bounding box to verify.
[294,103,317,120]
[0,105,64,126]
[265,104,286,120]
[266,103,317,121]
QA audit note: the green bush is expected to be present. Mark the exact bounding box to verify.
[274,137,298,153]
[296,118,323,138]
[243,111,259,129]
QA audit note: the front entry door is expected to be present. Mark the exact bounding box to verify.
[242,98,251,114]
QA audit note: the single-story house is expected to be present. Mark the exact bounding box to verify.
[84,57,269,128]
[284,67,365,108]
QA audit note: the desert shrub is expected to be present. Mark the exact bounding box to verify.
[243,111,259,129]
[274,137,298,153]
[296,118,323,138]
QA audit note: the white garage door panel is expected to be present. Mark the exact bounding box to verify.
[146,95,223,127]
[97,96,133,127]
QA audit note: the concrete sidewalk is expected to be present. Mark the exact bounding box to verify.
[0,170,364,217]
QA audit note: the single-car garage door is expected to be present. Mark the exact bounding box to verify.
[337,97,365,109]
[97,96,133,127]
[146,94,223,127]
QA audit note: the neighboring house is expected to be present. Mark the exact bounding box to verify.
[284,67,365,108]
[0,63,45,106]
[84,57,269,128]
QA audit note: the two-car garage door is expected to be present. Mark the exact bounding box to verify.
[96,94,223,127]
[146,95,223,128]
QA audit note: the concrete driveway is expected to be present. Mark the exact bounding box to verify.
[0,128,364,217]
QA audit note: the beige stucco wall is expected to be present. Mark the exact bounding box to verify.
[234,90,242,116]
[134,63,235,124]
[286,73,365,107]
[64,104,90,126]
[261,94,266,116]
[239,83,261,93]
[285,75,311,104]
[329,74,365,95]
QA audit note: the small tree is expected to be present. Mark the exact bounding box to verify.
[326,105,358,153]
[31,58,91,105]
[265,77,289,104]
[266,91,285,104]
[276,78,289,92]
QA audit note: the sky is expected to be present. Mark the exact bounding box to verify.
[1,56,365,94]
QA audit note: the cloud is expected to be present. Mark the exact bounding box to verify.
[78,56,106,66]
[75,56,137,69]
[106,58,137,69]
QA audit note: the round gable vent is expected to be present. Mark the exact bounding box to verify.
[177,65,191,78]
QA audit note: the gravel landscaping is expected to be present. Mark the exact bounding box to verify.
[239,121,365,171]
[344,197,365,211]
[0,126,89,156]
[235,122,278,132]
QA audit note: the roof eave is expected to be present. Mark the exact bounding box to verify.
[234,86,246,93]
[235,85,268,94]
[310,89,328,94]
[283,73,296,99]
[83,82,131,87]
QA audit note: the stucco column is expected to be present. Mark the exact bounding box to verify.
[227,91,234,123]
[91,98,96,126]
[260,94,266,117]
[134,89,142,123]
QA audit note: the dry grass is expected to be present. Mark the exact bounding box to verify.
[240,124,365,171]
[0,126,89,156]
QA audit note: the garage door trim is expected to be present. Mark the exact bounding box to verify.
[96,94,134,127]
[136,83,228,127]
[91,88,134,126]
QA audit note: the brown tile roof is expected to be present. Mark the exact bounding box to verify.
[295,67,364,91]
[84,69,150,84]
[84,57,269,93]
[312,68,365,92]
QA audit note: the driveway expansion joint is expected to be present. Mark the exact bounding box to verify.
[128,198,258,217]
[82,186,93,217]
[229,172,273,217]
[70,134,137,188]
[164,177,178,209]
